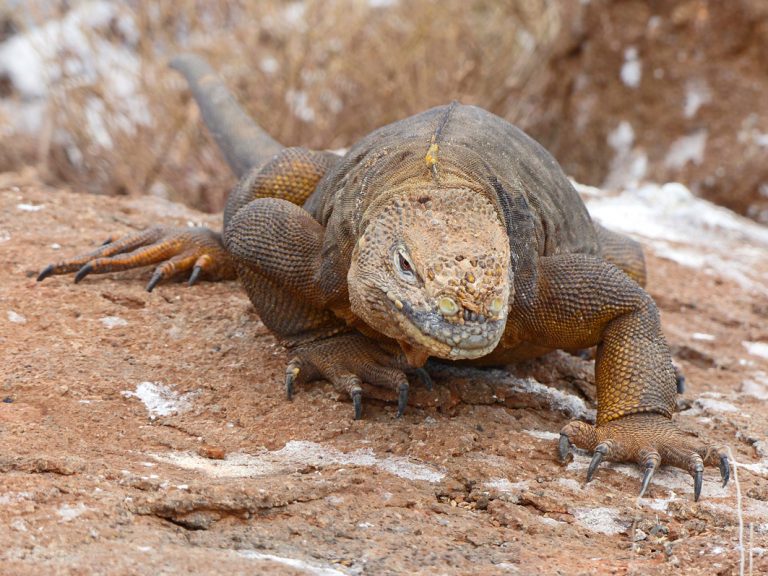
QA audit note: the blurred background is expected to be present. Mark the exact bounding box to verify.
[1,0,766,221]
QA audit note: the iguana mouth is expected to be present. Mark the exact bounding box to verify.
[390,297,505,361]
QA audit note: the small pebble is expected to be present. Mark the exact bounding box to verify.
[198,445,226,460]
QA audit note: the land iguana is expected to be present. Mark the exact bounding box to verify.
[38,54,729,500]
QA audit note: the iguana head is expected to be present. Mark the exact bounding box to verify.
[348,187,511,365]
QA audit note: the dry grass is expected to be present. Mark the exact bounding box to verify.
[0,0,561,212]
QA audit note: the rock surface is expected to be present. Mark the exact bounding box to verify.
[1,172,767,575]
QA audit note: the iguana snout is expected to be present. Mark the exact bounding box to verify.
[348,187,511,365]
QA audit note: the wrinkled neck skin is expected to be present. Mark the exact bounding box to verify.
[348,185,512,366]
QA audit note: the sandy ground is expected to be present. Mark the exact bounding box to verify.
[1,173,767,575]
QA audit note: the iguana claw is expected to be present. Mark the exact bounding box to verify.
[36,264,55,282]
[396,383,409,417]
[638,454,659,499]
[146,270,163,293]
[560,413,729,501]
[74,263,93,284]
[693,462,704,501]
[719,454,730,487]
[352,389,363,420]
[586,443,609,482]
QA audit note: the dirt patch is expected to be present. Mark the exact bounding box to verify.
[1,176,767,575]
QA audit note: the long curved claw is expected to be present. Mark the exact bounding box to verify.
[74,263,94,284]
[586,443,609,482]
[675,372,685,394]
[188,265,203,287]
[638,455,660,499]
[285,362,300,400]
[693,462,704,502]
[558,433,571,462]
[37,264,55,282]
[396,382,409,417]
[719,454,730,487]
[411,367,433,391]
[352,388,363,420]
[145,270,163,293]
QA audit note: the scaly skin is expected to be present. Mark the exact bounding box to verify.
[38,55,729,500]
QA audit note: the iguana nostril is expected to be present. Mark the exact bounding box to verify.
[438,296,459,316]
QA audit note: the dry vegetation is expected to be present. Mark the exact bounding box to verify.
[0,0,561,212]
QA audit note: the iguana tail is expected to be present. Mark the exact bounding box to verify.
[170,54,283,178]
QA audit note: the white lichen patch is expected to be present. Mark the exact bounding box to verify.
[571,507,629,535]
[740,372,768,400]
[693,397,739,414]
[152,440,445,483]
[739,459,768,476]
[620,47,641,89]
[557,478,582,492]
[665,131,707,169]
[0,492,33,505]
[683,78,711,119]
[743,341,768,360]
[121,382,194,419]
[639,491,678,512]
[100,316,128,329]
[692,332,716,341]
[538,516,566,527]
[523,429,560,441]
[16,203,44,212]
[238,550,347,576]
[484,478,529,493]
[7,310,27,324]
[581,182,768,295]
[57,503,89,522]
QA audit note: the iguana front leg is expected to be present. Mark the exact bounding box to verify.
[514,254,729,500]
[37,147,333,291]
[224,197,420,419]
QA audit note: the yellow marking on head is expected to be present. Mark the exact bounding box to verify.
[394,299,404,310]
[425,143,439,168]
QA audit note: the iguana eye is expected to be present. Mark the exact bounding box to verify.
[393,248,417,282]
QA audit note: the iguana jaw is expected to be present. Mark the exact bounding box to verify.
[382,290,508,362]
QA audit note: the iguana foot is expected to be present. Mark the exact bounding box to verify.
[37,226,236,291]
[284,333,424,420]
[558,413,729,501]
